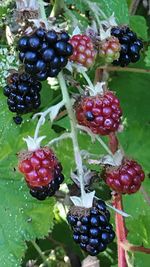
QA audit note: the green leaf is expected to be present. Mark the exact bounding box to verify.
[145,46,150,67]
[95,0,129,24]
[130,15,148,40]
[0,90,57,267]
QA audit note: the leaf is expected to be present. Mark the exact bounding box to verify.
[95,0,129,24]
[145,46,150,67]
[0,90,57,266]
[129,15,148,41]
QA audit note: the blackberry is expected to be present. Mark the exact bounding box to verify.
[18,28,73,81]
[111,26,143,67]
[18,147,64,200]
[104,158,145,194]
[69,34,96,68]
[75,91,122,135]
[67,200,115,256]
[3,72,41,123]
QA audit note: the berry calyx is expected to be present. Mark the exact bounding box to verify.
[111,26,143,67]
[104,158,145,194]
[3,72,41,123]
[75,91,122,135]
[18,28,73,81]
[18,147,64,200]
[99,36,121,63]
[67,199,115,256]
[69,34,96,68]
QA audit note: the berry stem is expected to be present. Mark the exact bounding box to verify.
[50,0,65,17]
[31,240,51,267]
[122,241,150,254]
[114,195,128,267]
[58,71,86,201]
[80,69,95,94]
[38,0,47,23]
[48,133,72,146]
[33,100,64,141]
[108,133,128,267]
[98,66,150,74]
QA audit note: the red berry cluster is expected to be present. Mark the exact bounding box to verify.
[18,147,64,200]
[104,158,145,194]
[75,91,122,135]
[69,34,96,68]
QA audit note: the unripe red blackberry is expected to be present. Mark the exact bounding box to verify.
[18,28,73,81]
[3,72,41,123]
[75,91,122,135]
[99,36,121,63]
[104,158,145,194]
[18,147,64,200]
[69,34,96,68]
[67,199,115,256]
[111,26,143,67]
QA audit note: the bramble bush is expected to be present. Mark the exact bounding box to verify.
[0,0,150,266]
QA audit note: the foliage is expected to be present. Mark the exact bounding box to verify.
[0,0,150,266]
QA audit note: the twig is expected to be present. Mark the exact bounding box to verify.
[98,66,150,74]
[109,134,128,267]
[31,240,51,267]
[48,132,72,146]
[58,72,86,201]
[129,0,141,15]
[122,241,150,254]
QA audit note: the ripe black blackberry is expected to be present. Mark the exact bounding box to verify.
[67,199,115,256]
[111,26,143,67]
[18,28,73,81]
[3,72,41,123]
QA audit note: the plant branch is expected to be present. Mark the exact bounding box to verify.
[98,66,150,74]
[122,241,150,254]
[58,72,86,200]
[50,0,65,17]
[48,133,72,146]
[109,134,128,267]
[31,240,51,267]
[129,0,141,15]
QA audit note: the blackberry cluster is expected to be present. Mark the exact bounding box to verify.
[75,91,122,135]
[3,72,41,124]
[18,147,64,200]
[67,200,115,256]
[111,26,143,67]
[104,158,145,194]
[18,28,73,81]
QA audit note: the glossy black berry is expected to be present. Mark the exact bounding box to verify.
[67,200,115,256]
[4,72,42,123]
[13,116,23,125]
[18,36,28,51]
[18,29,73,80]
[36,28,45,39]
[28,36,41,50]
[111,26,143,67]
[85,111,95,121]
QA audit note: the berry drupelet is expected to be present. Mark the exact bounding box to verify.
[69,34,96,68]
[67,199,115,256]
[75,91,122,135]
[3,72,41,123]
[111,26,143,67]
[18,29,73,81]
[99,36,121,63]
[18,147,64,200]
[104,158,145,194]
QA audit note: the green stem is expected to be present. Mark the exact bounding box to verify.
[38,0,48,27]
[31,240,51,267]
[50,0,65,17]
[58,72,86,200]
